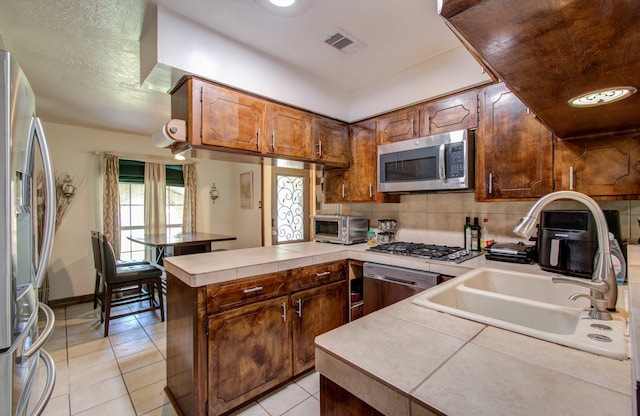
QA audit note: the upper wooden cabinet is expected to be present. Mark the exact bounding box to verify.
[555,133,640,199]
[324,120,400,204]
[264,103,313,160]
[199,80,264,152]
[419,90,478,136]
[377,107,420,144]
[439,1,640,139]
[476,83,554,201]
[313,117,350,168]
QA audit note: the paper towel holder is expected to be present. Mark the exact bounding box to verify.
[152,119,187,148]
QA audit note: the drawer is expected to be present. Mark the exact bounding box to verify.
[207,271,288,313]
[290,261,346,292]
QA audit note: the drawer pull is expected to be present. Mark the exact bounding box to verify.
[316,271,331,277]
[281,302,287,322]
[243,286,263,294]
[296,298,303,318]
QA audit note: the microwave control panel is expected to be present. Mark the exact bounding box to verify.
[446,142,465,178]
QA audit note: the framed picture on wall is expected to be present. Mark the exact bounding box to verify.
[240,171,253,209]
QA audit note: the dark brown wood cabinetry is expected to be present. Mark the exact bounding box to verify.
[264,103,313,160]
[324,120,400,204]
[555,133,640,198]
[476,83,554,201]
[419,89,478,136]
[377,107,420,144]
[313,117,350,168]
[166,261,348,416]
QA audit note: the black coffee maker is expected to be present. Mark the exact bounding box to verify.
[537,210,621,278]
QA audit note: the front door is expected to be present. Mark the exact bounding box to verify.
[271,167,310,245]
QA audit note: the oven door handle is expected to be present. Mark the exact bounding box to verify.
[379,275,420,286]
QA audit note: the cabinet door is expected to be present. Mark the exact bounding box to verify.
[291,281,347,374]
[555,133,640,198]
[348,121,378,202]
[314,117,350,168]
[265,103,313,159]
[377,107,420,144]
[420,90,479,136]
[477,83,554,201]
[207,296,291,415]
[323,169,349,203]
[199,81,265,152]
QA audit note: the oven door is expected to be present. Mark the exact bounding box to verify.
[378,144,441,192]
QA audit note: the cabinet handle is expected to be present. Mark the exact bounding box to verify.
[569,166,574,190]
[411,118,415,136]
[488,173,493,194]
[296,298,303,318]
[271,131,275,149]
[317,141,322,157]
[316,271,331,277]
[369,183,373,199]
[256,128,261,149]
[341,183,345,199]
[243,286,263,294]
[426,115,430,133]
[281,302,287,322]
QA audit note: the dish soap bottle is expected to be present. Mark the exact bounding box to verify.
[471,217,480,251]
[464,217,472,250]
[480,218,494,252]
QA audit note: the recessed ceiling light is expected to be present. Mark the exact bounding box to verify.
[568,86,637,108]
[269,0,296,7]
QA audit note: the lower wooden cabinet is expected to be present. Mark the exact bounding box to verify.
[291,280,347,374]
[207,296,292,415]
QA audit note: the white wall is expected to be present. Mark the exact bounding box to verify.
[43,121,262,301]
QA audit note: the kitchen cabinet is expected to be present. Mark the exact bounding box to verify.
[313,117,350,168]
[207,296,291,415]
[476,83,554,201]
[419,89,478,136]
[264,103,313,160]
[377,107,420,144]
[324,120,400,203]
[199,80,265,152]
[555,132,640,199]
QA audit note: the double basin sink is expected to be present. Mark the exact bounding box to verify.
[412,267,628,360]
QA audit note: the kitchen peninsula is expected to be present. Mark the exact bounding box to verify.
[163,242,636,416]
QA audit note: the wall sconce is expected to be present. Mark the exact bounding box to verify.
[61,175,77,198]
[209,183,219,204]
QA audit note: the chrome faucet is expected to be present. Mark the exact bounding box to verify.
[513,191,617,319]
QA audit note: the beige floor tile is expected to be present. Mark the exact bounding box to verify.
[135,310,164,326]
[140,403,179,416]
[129,380,170,416]
[69,359,122,392]
[67,337,111,359]
[123,360,166,393]
[69,375,128,415]
[230,402,270,416]
[66,326,104,347]
[257,383,309,416]
[117,348,164,374]
[75,395,136,416]
[142,321,167,338]
[68,347,116,371]
[282,396,320,416]
[112,336,157,359]
[294,371,319,395]
[109,327,149,347]
[39,393,70,416]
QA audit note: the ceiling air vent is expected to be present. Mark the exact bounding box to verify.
[322,29,365,55]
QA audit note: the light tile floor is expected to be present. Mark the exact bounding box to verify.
[39,301,320,416]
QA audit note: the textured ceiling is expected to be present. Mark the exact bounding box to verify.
[0,0,463,136]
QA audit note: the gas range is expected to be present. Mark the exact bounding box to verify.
[367,241,483,264]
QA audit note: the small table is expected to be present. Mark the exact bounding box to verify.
[128,232,236,265]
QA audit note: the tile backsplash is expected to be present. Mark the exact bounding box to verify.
[322,192,640,248]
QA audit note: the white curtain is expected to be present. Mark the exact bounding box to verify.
[144,162,166,236]
[182,164,197,233]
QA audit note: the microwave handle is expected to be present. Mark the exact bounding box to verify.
[438,144,446,180]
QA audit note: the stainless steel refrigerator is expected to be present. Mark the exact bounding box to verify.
[0,49,57,415]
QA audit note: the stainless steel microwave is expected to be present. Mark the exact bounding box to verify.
[310,215,369,245]
[377,129,474,192]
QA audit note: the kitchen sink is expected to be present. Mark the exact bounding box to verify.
[412,267,629,359]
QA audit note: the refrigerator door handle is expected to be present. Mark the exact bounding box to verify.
[32,117,55,289]
[15,349,56,416]
[19,302,55,363]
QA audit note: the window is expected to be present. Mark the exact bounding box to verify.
[118,160,184,260]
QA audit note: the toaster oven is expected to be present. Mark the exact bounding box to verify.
[310,215,369,245]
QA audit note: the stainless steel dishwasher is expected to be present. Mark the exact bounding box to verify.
[363,262,447,315]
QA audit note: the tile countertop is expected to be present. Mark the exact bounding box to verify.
[314,246,640,416]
